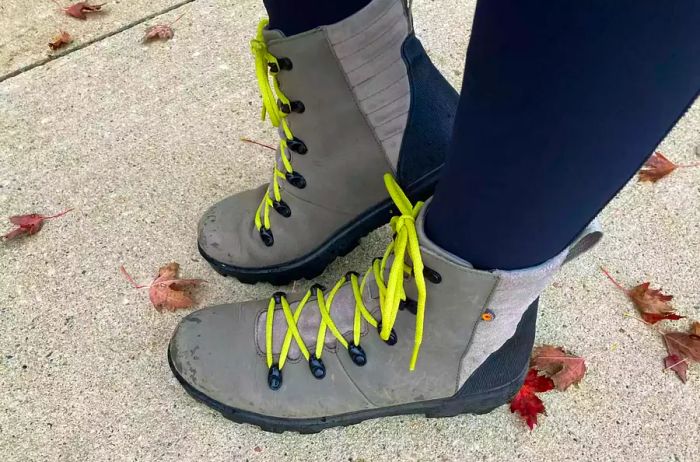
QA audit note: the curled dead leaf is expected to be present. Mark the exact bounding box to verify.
[143,24,174,41]
[61,2,106,20]
[121,262,205,311]
[49,31,73,50]
[3,209,72,241]
[142,12,185,42]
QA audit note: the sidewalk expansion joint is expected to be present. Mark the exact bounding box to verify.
[0,0,197,84]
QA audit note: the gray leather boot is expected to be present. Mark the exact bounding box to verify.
[198,0,458,284]
[171,175,602,433]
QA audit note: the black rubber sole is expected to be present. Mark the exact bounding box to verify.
[199,168,441,286]
[168,349,527,434]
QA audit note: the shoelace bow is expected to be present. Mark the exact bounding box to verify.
[265,174,428,382]
[250,19,298,238]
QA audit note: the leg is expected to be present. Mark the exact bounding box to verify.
[263,0,371,35]
[425,0,700,270]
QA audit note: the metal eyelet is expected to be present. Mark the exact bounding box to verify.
[278,100,305,114]
[377,321,397,346]
[310,283,326,293]
[348,343,367,366]
[290,101,305,113]
[399,297,418,315]
[277,57,293,71]
[287,137,308,154]
[308,355,326,379]
[268,364,282,390]
[481,309,495,321]
[277,99,291,114]
[424,267,442,284]
[286,171,306,189]
[273,291,285,304]
[259,227,274,246]
[273,200,291,217]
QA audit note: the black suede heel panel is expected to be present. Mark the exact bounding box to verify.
[397,35,459,187]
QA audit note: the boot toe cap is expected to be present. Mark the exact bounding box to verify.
[197,185,267,268]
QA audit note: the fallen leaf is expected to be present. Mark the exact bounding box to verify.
[49,31,73,50]
[664,332,700,363]
[664,354,688,383]
[531,345,586,391]
[638,151,700,183]
[142,12,185,42]
[143,24,174,41]
[3,209,72,241]
[121,263,205,311]
[638,152,677,182]
[59,2,106,20]
[601,268,683,324]
[691,322,700,337]
[510,369,554,430]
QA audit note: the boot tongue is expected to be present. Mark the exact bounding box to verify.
[262,28,286,43]
[256,275,381,360]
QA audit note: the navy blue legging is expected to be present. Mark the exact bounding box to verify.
[265,0,700,270]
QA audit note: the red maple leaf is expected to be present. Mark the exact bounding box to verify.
[121,263,205,311]
[601,267,683,324]
[531,345,587,391]
[638,152,699,183]
[510,369,554,430]
[3,209,72,241]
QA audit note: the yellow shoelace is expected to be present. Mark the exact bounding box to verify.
[266,174,428,374]
[250,19,297,234]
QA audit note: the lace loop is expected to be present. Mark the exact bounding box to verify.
[264,174,428,387]
[250,19,303,240]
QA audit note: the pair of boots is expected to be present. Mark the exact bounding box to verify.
[169,0,601,433]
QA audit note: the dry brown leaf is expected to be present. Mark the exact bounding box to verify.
[601,268,683,324]
[664,332,700,363]
[691,322,700,337]
[143,24,174,41]
[638,152,677,182]
[121,263,205,311]
[49,31,73,50]
[62,2,106,20]
[531,345,587,391]
[142,12,185,42]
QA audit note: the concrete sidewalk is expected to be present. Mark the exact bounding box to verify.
[1,1,698,461]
